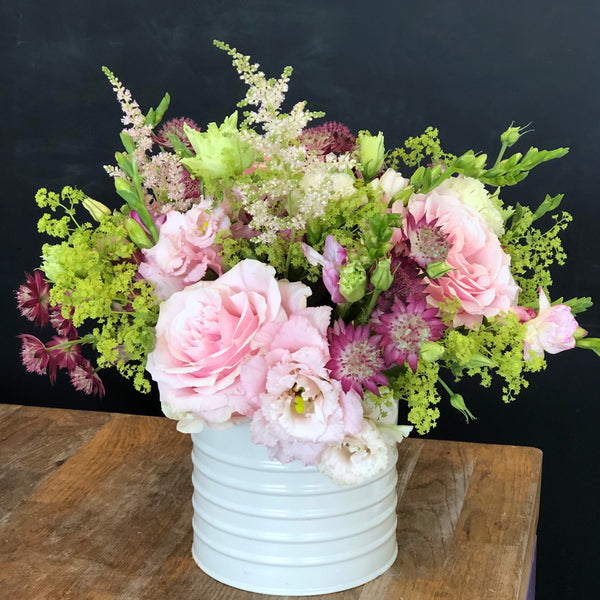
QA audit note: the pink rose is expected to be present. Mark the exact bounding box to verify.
[138,199,229,300]
[242,313,363,466]
[524,287,580,359]
[395,189,519,328]
[146,259,314,432]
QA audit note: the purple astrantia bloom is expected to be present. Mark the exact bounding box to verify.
[69,359,105,397]
[302,235,348,303]
[376,250,427,313]
[327,320,388,396]
[404,212,451,269]
[374,296,446,372]
[19,334,51,376]
[300,122,356,156]
[153,117,201,152]
[16,271,51,328]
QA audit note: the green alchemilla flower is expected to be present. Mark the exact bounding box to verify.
[358,130,384,181]
[181,112,255,182]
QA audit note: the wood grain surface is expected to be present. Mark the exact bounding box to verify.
[0,404,542,600]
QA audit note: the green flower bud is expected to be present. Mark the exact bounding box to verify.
[338,263,367,303]
[426,260,454,280]
[500,123,531,148]
[125,218,153,249]
[82,198,112,222]
[358,130,385,181]
[419,341,445,363]
[371,258,393,291]
[449,393,476,423]
[182,112,255,182]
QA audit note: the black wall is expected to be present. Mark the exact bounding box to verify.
[2,2,599,598]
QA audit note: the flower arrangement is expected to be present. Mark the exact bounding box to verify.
[17,41,600,485]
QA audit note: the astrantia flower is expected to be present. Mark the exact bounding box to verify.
[376,250,426,313]
[403,212,451,269]
[16,271,51,327]
[327,321,388,396]
[69,360,105,397]
[374,297,446,372]
[19,334,50,376]
[153,117,201,152]
[47,336,83,371]
[300,121,356,156]
[49,306,77,339]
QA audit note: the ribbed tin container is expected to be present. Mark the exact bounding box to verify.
[190,423,398,596]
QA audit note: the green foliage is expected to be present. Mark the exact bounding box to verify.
[38,190,159,392]
[387,126,455,169]
[390,361,441,434]
[502,205,572,305]
[441,312,546,403]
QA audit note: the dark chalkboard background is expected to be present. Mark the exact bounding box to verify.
[2,1,599,597]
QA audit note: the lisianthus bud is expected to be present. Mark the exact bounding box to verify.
[426,260,454,279]
[419,341,444,363]
[358,130,384,181]
[449,393,476,422]
[125,218,153,249]
[501,124,530,148]
[338,263,367,302]
[371,258,393,291]
[82,198,111,222]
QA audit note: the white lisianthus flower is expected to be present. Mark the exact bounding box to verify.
[371,168,409,201]
[441,175,505,236]
[316,420,393,486]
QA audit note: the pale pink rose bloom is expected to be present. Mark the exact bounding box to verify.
[138,199,230,300]
[524,288,580,359]
[243,314,363,466]
[394,189,519,328]
[146,260,312,432]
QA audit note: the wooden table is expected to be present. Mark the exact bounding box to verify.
[0,404,541,599]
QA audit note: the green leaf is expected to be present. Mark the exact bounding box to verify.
[115,152,134,179]
[555,296,593,314]
[532,193,563,221]
[575,337,600,357]
[119,131,136,154]
[145,92,171,127]
[114,177,142,210]
[166,132,194,158]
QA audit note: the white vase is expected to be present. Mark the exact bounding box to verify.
[190,422,398,596]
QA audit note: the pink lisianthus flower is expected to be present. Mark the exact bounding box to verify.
[523,288,580,359]
[394,189,519,328]
[241,312,363,466]
[138,199,230,300]
[145,259,319,433]
[302,235,347,303]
